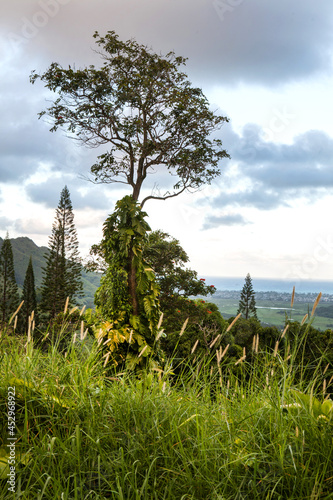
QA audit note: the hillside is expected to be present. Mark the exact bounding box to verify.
[0,236,101,308]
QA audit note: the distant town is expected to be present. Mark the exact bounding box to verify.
[214,290,333,303]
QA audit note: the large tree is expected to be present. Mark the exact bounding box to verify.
[237,273,258,320]
[0,234,19,325]
[40,186,83,320]
[30,31,230,206]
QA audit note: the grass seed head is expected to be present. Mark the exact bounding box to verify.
[291,286,295,308]
[9,300,24,325]
[179,317,189,336]
[138,345,148,358]
[209,334,221,349]
[301,313,308,326]
[235,354,246,366]
[273,341,279,357]
[221,343,229,360]
[226,313,241,332]
[191,339,199,354]
[255,334,260,353]
[281,324,289,339]
[103,352,111,367]
[64,297,70,315]
[157,312,164,330]
[311,292,322,317]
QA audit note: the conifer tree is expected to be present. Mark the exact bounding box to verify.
[20,257,38,333]
[40,186,83,320]
[0,233,19,325]
[237,273,258,320]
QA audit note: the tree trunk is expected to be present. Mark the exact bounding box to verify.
[132,183,140,202]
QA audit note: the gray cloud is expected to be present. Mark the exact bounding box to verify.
[211,188,290,211]
[203,213,250,229]
[0,217,13,231]
[201,125,333,228]
[25,178,112,211]
[232,128,333,189]
[1,0,332,88]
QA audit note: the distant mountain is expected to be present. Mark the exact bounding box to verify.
[0,236,101,308]
[0,236,49,288]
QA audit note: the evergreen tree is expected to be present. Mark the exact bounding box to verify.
[237,273,258,320]
[19,257,38,333]
[0,233,19,325]
[40,186,83,320]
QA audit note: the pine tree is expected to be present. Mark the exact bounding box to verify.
[19,257,38,333]
[0,233,19,325]
[40,186,83,320]
[237,273,258,320]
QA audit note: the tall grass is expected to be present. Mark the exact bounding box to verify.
[0,304,332,499]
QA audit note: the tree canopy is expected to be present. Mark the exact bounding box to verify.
[143,230,216,303]
[30,31,230,205]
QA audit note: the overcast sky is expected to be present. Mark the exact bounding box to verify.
[1,0,333,284]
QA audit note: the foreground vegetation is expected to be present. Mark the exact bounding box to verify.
[1,306,333,499]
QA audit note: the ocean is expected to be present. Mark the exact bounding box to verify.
[203,277,333,295]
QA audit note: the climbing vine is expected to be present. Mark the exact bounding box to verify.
[94,196,162,370]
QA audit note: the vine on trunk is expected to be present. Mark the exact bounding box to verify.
[94,196,162,370]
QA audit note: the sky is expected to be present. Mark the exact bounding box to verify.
[1,0,333,284]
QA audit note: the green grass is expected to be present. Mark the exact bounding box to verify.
[0,317,333,499]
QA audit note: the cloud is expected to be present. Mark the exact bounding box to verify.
[25,177,113,211]
[14,218,52,236]
[211,188,290,211]
[232,127,333,190]
[203,213,250,229]
[1,0,333,88]
[0,217,14,231]
[1,0,333,244]
[201,125,333,227]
